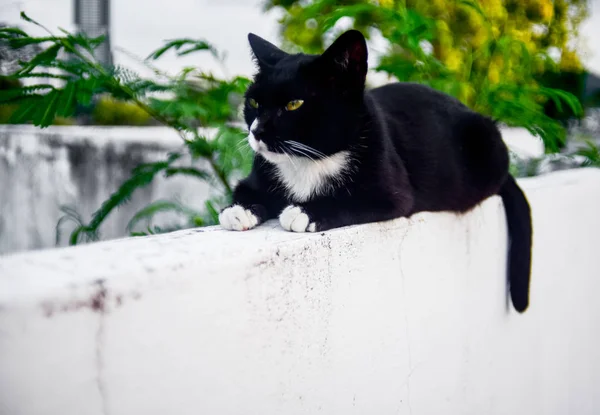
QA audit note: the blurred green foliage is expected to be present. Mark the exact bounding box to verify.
[268,0,587,70]
[0,13,253,244]
[0,76,20,123]
[0,103,17,123]
[265,0,587,151]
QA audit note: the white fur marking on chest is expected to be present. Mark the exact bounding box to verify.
[267,151,351,202]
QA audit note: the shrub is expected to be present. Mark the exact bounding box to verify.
[266,0,588,152]
[0,13,252,244]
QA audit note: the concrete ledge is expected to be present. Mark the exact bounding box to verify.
[1,168,600,415]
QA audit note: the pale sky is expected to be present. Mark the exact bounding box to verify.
[2,0,600,77]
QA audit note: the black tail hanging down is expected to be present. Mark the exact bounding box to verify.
[498,175,532,312]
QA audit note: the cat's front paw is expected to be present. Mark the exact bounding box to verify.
[219,205,259,231]
[279,205,317,233]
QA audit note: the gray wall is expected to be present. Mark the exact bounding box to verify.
[0,125,211,255]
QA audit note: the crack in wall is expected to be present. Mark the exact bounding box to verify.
[398,230,413,415]
[93,280,110,415]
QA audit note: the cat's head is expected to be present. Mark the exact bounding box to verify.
[243,30,368,163]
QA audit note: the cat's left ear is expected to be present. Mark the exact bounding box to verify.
[317,30,368,87]
[248,33,288,68]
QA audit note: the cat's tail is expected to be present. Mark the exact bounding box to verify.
[498,175,532,312]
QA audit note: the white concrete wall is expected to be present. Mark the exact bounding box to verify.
[0,125,211,254]
[1,168,599,415]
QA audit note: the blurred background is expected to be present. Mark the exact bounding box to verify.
[1,0,599,255]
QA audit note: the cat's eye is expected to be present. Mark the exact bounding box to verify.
[248,98,259,109]
[286,99,304,111]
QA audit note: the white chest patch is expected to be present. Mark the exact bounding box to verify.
[246,119,352,202]
[267,151,352,202]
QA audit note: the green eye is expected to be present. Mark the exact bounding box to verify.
[286,99,304,111]
[249,98,259,109]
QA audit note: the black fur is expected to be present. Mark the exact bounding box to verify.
[498,176,532,312]
[224,30,532,312]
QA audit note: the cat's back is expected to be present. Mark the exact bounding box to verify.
[365,82,509,212]
[365,82,477,158]
[367,82,469,119]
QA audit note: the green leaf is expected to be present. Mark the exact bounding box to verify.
[457,0,487,21]
[0,84,53,103]
[55,205,85,246]
[18,44,62,74]
[71,153,183,243]
[14,72,71,80]
[20,11,35,23]
[0,27,28,37]
[185,137,214,158]
[164,166,212,180]
[36,91,61,127]
[56,82,78,117]
[9,96,42,123]
[126,200,202,233]
[574,140,600,167]
[8,36,55,49]
[146,38,218,61]
[205,200,220,224]
[59,29,106,53]
[69,227,84,246]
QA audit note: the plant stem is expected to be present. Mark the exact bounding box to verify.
[209,157,232,195]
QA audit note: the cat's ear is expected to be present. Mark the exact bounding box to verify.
[317,30,368,87]
[248,33,288,68]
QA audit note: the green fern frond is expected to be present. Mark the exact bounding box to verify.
[68,153,182,245]
[575,140,600,167]
[146,38,219,61]
[126,200,203,233]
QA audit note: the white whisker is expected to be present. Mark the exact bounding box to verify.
[278,144,298,169]
[236,139,250,152]
[297,145,326,159]
[285,141,326,160]
[285,140,324,156]
[284,143,316,162]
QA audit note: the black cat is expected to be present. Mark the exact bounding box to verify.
[219,30,532,312]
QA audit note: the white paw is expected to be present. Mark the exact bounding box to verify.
[279,205,317,233]
[219,205,259,231]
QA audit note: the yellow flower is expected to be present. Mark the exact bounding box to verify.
[458,83,476,106]
[377,0,394,8]
[488,67,500,84]
[488,56,503,84]
[560,49,582,72]
[445,49,463,72]
[472,28,489,48]
[540,0,554,21]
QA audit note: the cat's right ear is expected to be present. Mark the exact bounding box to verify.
[248,33,288,68]
[312,30,368,89]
